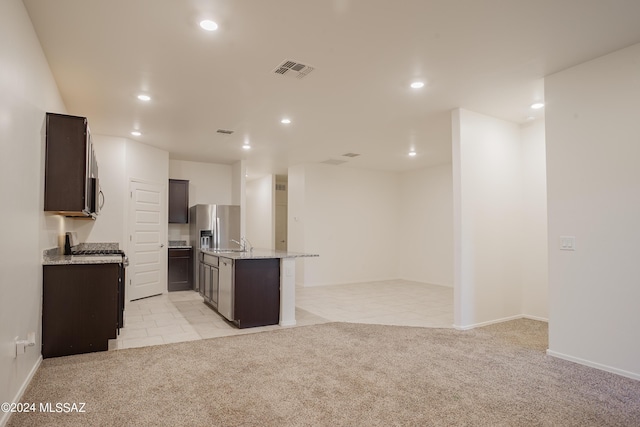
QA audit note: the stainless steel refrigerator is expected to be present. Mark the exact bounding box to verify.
[190,204,241,292]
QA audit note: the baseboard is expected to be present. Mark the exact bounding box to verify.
[299,277,454,288]
[546,350,640,381]
[0,355,42,427]
[522,314,548,322]
[454,314,524,331]
[279,320,297,327]
[398,276,453,288]
[299,277,399,287]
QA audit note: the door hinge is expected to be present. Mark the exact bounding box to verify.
[130,191,133,198]
[129,235,132,241]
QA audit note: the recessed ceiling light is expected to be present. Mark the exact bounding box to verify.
[408,151,417,157]
[530,102,545,109]
[137,94,151,101]
[199,20,218,31]
[131,131,141,136]
[281,118,291,124]
[242,144,251,150]
[410,81,425,89]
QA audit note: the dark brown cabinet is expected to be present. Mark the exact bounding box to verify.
[168,179,189,223]
[42,263,123,358]
[167,248,193,292]
[234,259,280,329]
[168,248,193,291]
[44,112,98,219]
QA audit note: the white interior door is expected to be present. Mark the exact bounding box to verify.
[128,180,166,301]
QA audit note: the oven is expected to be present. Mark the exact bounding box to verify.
[70,249,128,329]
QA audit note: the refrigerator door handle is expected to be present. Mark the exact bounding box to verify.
[216,217,220,249]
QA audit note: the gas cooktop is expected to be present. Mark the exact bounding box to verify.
[71,249,125,256]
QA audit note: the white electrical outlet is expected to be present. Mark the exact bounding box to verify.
[560,236,576,251]
[15,333,36,358]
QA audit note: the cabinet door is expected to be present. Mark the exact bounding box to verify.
[43,264,118,358]
[203,263,212,302]
[168,248,192,291]
[210,266,219,308]
[44,113,88,213]
[168,179,189,223]
[234,259,280,328]
[198,261,205,296]
[218,258,234,321]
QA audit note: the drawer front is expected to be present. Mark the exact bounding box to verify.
[169,248,191,258]
[202,253,219,266]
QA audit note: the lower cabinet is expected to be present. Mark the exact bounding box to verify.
[200,253,219,308]
[42,263,123,358]
[168,248,192,291]
[234,258,280,329]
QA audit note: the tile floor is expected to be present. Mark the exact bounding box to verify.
[110,279,453,351]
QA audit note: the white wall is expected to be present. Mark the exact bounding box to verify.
[398,163,454,287]
[289,163,400,286]
[246,175,275,250]
[520,120,548,320]
[452,109,524,329]
[126,140,170,186]
[168,159,233,241]
[0,0,66,423]
[545,43,640,379]
[231,161,246,238]
[72,135,127,246]
[169,159,232,205]
[288,165,306,284]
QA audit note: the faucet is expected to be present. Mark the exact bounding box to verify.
[242,237,253,253]
[230,237,253,252]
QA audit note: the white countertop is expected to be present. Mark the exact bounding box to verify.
[200,248,318,260]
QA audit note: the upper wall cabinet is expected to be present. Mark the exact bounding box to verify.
[169,179,189,223]
[44,113,100,219]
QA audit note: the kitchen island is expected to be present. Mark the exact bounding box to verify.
[198,248,317,328]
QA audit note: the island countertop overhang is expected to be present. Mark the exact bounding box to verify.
[200,248,318,260]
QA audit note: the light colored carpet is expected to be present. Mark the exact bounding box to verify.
[7,319,640,426]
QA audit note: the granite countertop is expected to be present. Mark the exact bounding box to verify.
[201,248,318,260]
[169,240,192,249]
[42,242,124,265]
[43,254,124,265]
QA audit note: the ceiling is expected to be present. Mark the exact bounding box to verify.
[23,0,640,177]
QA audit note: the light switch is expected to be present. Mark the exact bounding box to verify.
[560,236,576,251]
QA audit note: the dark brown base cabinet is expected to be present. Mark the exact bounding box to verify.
[42,263,123,358]
[234,259,280,329]
[168,248,192,291]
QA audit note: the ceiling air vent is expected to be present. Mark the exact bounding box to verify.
[273,59,315,79]
[216,129,234,135]
[320,159,347,166]
[342,152,360,158]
